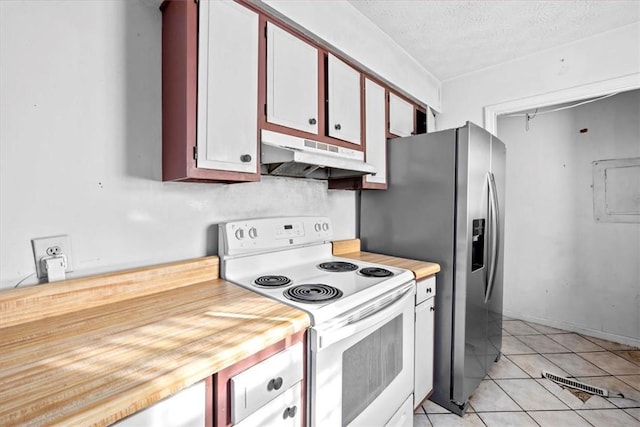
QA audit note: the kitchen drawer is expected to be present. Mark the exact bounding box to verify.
[385,394,413,427]
[234,381,302,427]
[230,342,303,423]
[416,276,436,304]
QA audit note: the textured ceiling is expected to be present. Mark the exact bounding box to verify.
[347,0,640,81]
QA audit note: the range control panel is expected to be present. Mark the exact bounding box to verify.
[220,216,332,256]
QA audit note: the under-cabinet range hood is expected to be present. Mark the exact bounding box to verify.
[260,130,377,179]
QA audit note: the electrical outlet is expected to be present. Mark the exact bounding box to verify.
[31,235,73,279]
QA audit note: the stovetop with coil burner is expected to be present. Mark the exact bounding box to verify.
[219,216,414,325]
[254,262,396,297]
[231,256,411,324]
[284,283,344,303]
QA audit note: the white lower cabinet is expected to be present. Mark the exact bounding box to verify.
[112,380,206,427]
[229,342,304,426]
[414,276,436,409]
[235,381,302,427]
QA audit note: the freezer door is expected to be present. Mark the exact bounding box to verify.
[486,136,506,369]
[451,124,491,406]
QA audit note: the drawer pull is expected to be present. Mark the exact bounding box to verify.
[283,405,298,419]
[426,288,432,293]
[430,306,435,312]
[268,377,283,391]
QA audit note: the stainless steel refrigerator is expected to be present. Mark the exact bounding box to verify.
[359,121,505,415]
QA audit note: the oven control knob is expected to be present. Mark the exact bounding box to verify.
[234,228,245,240]
[248,227,258,239]
[314,223,321,232]
[322,223,329,231]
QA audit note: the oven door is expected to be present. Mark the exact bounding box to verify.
[309,282,415,427]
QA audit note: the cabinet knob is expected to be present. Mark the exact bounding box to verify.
[240,154,252,163]
[268,376,283,391]
[334,123,342,130]
[283,405,298,419]
[308,118,317,125]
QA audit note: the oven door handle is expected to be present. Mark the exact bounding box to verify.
[312,283,415,350]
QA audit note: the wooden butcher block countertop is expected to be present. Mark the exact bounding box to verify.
[333,239,441,280]
[0,256,309,426]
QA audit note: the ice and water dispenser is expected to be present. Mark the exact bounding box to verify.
[472,219,485,271]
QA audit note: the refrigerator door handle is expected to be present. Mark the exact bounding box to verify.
[485,172,500,303]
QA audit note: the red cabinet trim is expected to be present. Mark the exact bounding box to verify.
[161,0,260,183]
[212,330,307,427]
[161,0,197,181]
[162,0,425,185]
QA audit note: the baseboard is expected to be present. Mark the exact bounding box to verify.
[503,310,640,349]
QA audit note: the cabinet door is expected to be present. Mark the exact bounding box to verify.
[327,54,361,145]
[214,330,306,427]
[197,0,258,173]
[230,343,303,424]
[364,79,386,185]
[414,297,435,409]
[234,382,302,427]
[389,93,414,137]
[113,380,206,427]
[266,23,318,134]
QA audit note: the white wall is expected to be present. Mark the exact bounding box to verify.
[439,23,640,130]
[498,90,640,346]
[0,0,357,290]
[262,0,441,111]
[437,20,640,345]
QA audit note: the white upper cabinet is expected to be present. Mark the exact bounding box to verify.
[266,23,318,134]
[327,54,362,145]
[364,79,386,185]
[197,0,258,174]
[389,92,414,137]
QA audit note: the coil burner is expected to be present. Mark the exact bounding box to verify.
[359,267,394,278]
[254,275,292,288]
[317,261,359,272]
[284,284,343,303]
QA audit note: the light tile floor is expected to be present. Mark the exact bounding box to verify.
[413,319,640,426]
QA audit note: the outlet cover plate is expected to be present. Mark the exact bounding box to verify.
[31,235,73,279]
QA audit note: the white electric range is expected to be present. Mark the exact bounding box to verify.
[219,216,416,427]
